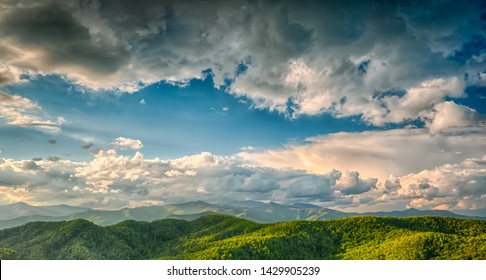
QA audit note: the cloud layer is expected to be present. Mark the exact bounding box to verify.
[240,127,486,179]
[0,131,484,211]
[0,0,484,128]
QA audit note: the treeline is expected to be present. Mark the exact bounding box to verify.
[0,215,484,260]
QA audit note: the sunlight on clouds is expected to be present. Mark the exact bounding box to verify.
[0,148,378,209]
[427,101,483,134]
[239,127,486,180]
[0,92,65,133]
[393,155,486,210]
[110,137,144,150]
[0,146,484,211]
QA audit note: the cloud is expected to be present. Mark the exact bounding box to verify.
[363,77,465,125]
[0,92,65,133]
[110,137,143,150]
[337,171,377,195]
[0,2,130,87]
[0,157,83,205]
[283,170,341,200]
[0,66,22,85]
[239,127,486,180]
[47,156,60,162]
[0,147,381,208]
[0,145,484,211]
[384,155,486,210]
[0,0,483,127]
[81,143,94,150]
[427,101,484,134]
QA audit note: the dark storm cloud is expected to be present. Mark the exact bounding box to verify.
[0,1,130,74]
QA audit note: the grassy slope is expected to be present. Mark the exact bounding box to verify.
[0,215,484,260]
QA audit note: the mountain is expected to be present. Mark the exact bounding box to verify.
[0,215,484,260]
[0,201,483,230]
[0,202,89,220]
[0,201,241,229]
[290,202,322,209]
[453,209,486,218]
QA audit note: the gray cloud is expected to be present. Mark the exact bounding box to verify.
[284,175,337,201]
[0,67,18,85]
[47,156,60,162]
[338,171,378,195]
[81,143,93,149]
[0,2,130,75]
[0,0,483,126]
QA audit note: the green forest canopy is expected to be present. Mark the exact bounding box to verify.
[0,215,484,260]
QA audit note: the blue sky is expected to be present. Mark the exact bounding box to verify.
[1,74,371,161]
[0,0,485,211]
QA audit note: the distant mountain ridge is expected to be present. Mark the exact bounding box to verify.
[0,201,482,230]
[0,202,89,220]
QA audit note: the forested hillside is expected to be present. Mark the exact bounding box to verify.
[0,215,484,260]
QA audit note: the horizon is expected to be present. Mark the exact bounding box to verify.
[0,199,482,217]
[0,0,485,213]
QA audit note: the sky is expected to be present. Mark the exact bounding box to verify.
[0,0,485,211]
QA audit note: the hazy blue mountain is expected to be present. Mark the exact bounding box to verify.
[290,202,322,209]
[227,201,351,223]
[0,215,65,230]
[0,202,89,220]
[0,201,241,229]
[0,201,483,230]
[452,209,486,218]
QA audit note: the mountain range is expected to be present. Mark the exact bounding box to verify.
[0,201,483,230]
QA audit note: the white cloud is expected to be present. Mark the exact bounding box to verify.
[0,145,484,211]
[110,137,143,150]
[364,77,465,126]
[239,127,486,180]
[0,92,65,133]
[169,152,235,169]
[0,148,380,209]
[386,155,486,210]
[427,101,483,134]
